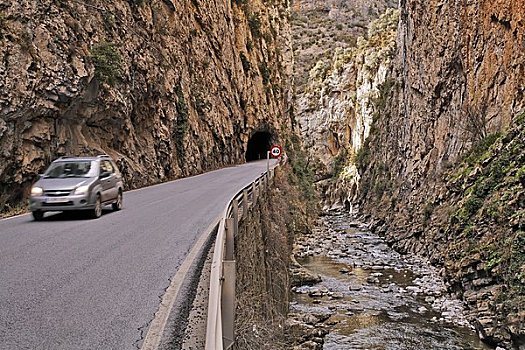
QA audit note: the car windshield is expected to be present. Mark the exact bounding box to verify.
[43,161,97,178]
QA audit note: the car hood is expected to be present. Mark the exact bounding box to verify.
[35,178,94,191]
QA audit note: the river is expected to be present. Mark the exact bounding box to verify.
[289,211,493,350]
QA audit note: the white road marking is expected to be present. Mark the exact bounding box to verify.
[140,216,221,350]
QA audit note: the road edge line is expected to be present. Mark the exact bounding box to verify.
[141,216,221,350]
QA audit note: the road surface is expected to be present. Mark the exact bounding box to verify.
[0,160,274,350]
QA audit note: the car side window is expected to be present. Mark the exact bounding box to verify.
[110,161,121,176]
[100,160,114,175]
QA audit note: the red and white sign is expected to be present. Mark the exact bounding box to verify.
[270,145,282,158]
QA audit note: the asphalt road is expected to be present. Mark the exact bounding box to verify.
[0,160,275,350]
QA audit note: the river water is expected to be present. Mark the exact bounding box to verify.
[290,211,493,350]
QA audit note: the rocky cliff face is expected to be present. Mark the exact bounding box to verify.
[357,0,525,347]
[297,9,398,210]
[291,0,397,210]
[0,0,293,211]
[295,0,524,347]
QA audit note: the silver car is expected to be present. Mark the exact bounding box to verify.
[29,155,124,221]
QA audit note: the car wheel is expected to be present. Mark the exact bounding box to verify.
[92,194,102,219]
[32,211,44,221]
[112,191,122,211]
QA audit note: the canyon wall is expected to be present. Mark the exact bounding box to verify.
[0,0,293,211]
[290,0,397,210]
[297,9,398,210]
[357,0,525,347]
[296,0,524,347]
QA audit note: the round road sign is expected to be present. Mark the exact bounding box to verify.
[270,145,282,158]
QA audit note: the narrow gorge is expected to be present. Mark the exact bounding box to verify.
[296,0,524,349]
[0,0,524,349]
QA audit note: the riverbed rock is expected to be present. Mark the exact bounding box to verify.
[290,210,485,348]
[349,285,363,291]
[331,292,344,300]
[366,276,380,284]
[291,267,323,287]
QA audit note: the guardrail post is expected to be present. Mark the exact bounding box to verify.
[252,182,257,204]
[260,176,266,196]
[223,218,236,349]
[232,199,239,234]
[267,151,270,174]
[222,260,235,349]
[242,189,249,218]
[225,219,235,260]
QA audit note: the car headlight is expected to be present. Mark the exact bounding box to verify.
[31,187,43,196]
[74,185,90,195]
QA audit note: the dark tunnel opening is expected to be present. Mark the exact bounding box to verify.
[245,131,273,162]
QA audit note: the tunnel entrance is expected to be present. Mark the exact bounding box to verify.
[245,131,272,162]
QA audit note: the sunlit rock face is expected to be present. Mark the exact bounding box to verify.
[0,0,294,209]
[362,0,525,203]
[292,4,398,210]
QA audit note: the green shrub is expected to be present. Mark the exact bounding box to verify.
[509,231,525,291]
[263,31,273,43]
[484,200,501,221]
[90,42,122,86]
[373,179,388,197]
[286,136,316,201]
[248,12,262,38]
[515,111,525,125]
[516,165,525,182]
[461,195,483,219]
[332,148,348,176]
[194,92,208,119]
[371,78,396,112]
[486,250,503,270]
[246,40,253,52]
[20,30,33,52]
[355,140,371,172]
[240,52,251,74]
[103,12,116,28]
[259,62,270,85]
[462,132,501,166]
[423,202,435,227]
[0,13,6,39]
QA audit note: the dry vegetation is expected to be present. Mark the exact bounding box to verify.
[0,204,27,219]
[234,164,316,349]
[291,0,397,90]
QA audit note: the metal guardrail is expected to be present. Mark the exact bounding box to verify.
[205,165,276,350]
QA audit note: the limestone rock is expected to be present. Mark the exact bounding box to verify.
[0,0,294,210]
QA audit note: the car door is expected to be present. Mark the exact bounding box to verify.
[99,160,117,202]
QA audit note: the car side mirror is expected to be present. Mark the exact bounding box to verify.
[99,171,111,179]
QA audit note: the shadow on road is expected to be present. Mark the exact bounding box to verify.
[31,209,113,222]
